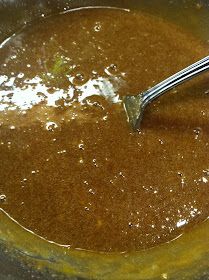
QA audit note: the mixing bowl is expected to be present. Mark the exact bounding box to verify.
[0,0,209,279]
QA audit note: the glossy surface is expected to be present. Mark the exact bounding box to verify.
[0,8,209,252]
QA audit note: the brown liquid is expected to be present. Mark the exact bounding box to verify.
[0,8,209,252]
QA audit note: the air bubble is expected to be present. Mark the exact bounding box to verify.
[94,23,101,32]
[159,139,164,145]
[46,122,58,132]
[78,143,84,150]
[88,188,95,195]
[178,172,183,177]
[203,169,209,176]
[75,73,84,81]
[17,73,24,79]
[73,73,86,85]
[0,194,6,202]
[193,127,202,139]
[102,115,108,121]
[31,170,39,174]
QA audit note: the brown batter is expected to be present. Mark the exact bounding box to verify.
[0,7,209,252]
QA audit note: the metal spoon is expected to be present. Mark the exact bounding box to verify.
[123,55,209,130]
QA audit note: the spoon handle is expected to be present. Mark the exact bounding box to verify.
[142,55,209,106]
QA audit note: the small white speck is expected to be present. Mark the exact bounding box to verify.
[17,73,24,78]
[177,219,187,228]
[162,273,168,279]
[202,177,208,183]
[57,150,66,154]
[21,111,27,115]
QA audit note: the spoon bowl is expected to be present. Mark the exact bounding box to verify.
[124,55,209,130]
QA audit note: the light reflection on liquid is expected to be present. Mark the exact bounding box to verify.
[0,74,122,112]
